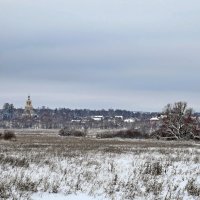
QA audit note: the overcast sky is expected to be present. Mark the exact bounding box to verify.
[0,0,200,111]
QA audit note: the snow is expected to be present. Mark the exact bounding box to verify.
[124,118,135,123]
[1,136,200,200]
[31,193,106,200]
[150,117,159,121]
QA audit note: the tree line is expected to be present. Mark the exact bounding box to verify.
[0,101,200,140]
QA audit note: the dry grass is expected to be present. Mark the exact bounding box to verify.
[5,132,199,151]
[0,131,200,199]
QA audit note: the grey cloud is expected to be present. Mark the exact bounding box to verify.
[1,0,200,110]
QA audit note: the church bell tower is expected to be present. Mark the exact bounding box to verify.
[23,95,35,117]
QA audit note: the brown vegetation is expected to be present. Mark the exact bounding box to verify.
[96,129,149,139]
[0,130,16,140]
[0,132,199,199]
[58,128,86,137]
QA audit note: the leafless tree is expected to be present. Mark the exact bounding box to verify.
[159,101,198,140]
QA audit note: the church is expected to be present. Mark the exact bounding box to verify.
[22,96,36,117]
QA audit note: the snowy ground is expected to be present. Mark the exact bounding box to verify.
[0,133,200,199]
[32,193,103,200]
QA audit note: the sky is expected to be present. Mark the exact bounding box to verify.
[0,0,200,111]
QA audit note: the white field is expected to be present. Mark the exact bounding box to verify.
[0,132,200,200]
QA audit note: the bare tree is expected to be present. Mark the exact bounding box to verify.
[159,101,198,140]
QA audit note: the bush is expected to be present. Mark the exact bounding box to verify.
[3,130,16,140]
[59,128,86,137]
[143,162,163,176]
[186,179,200,196]
[70,130,86,137]
[96,129,148,139]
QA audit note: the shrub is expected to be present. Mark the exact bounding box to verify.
[0,182,10,199]
[3,156,29,168]
[3,130,16,140]
[16,178,38,192]
[59,128,86,137]
[96,129,148,139]
[186,179,200,196]
[143,162,163,176]
[70,130,86,137]
[58,128,66,136]
[150,130,178,140]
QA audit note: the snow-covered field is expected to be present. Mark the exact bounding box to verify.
[0,132,200,200]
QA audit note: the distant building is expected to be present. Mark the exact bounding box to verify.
[91,116,104,121]
[22,96,36,117]
[124,118,135,123]
[115,116,123,120]
[150,117,159,122]
[149,116,160,133]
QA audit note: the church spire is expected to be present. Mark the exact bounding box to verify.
[23,95,34,117]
